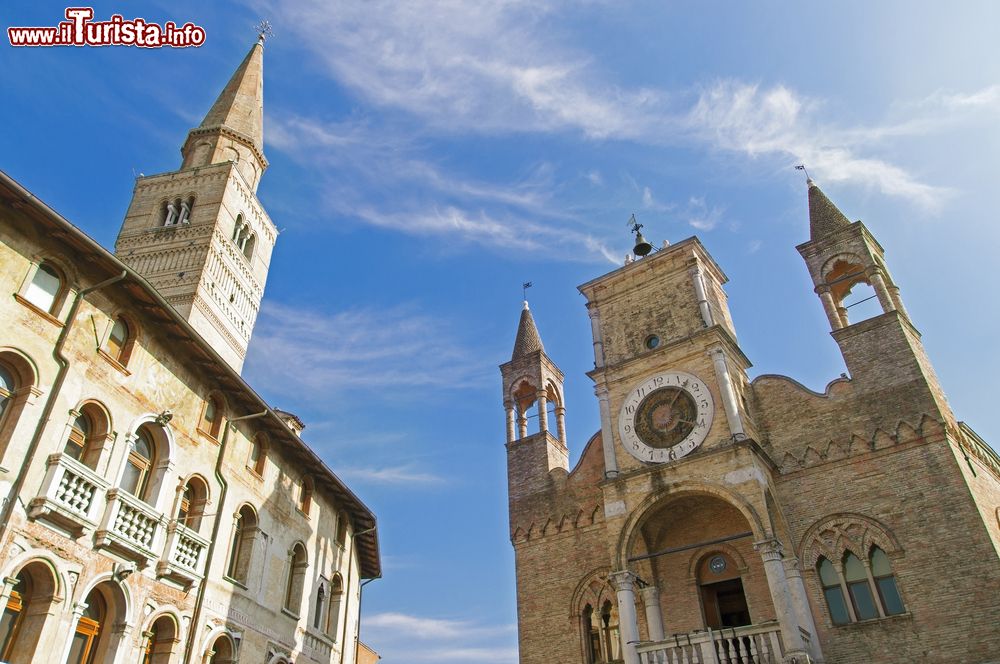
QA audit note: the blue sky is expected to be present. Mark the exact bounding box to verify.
[3,2,999,662]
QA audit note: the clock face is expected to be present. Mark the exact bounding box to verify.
[618,370,714,463]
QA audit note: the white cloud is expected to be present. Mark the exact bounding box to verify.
[339,465,445,486]
[682,196,723,231]
[244,301,492,400]
[363,613,518,664]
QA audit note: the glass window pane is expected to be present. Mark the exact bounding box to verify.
[877,577,905,615]
[870,547,891,576]
[64,439,84,461]
[844,553,866,582]
[134,430,153,459]
[120,462,141,495]
[66,631,90,664]
[74,414,90,437]
[25,264,61,312]
[108,319,128,358]
[0,366,13,394]
[848,581,878,620]
[823,587,851,625]
[818,558,838,586]
[0,607,20,658]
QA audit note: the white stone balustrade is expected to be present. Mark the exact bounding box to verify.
[28,453,109,536]
[95,488,164,562]
[636,622,785,664]
[156,520,210,587]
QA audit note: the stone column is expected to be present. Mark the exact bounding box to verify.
[536,391,548,434]
[595,387,619,478]
[816,286,844,330]
[867,269,895,313]
[639,585,664,642]
[517,407,528,440]
[588,303,605,368]
[504,403,516,443]
[785,557,823,662]
[708,347,745,439]
[754,539,809,661]
[555,406,567,444]
[610,571,641,664]
[837,305,849,327]
[689,258,715,328]
[59,601,89,664]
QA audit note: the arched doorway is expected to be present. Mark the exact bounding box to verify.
[67,581,127,664]
[142,614,179,664]
[625,492,774,637]
[0,560,61,664]
[206,633,236,664]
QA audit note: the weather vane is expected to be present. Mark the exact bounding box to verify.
[627,213,642,235]
[522,281,533,302]
[795,164,812,182]
[254,19,274,44]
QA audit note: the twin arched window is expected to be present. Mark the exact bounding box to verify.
[582,600,621,664]
[162,197,194,226]
[818,546,904,625]
[232,215,255,261]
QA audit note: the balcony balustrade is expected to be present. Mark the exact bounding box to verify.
[95,488,165,563]
[156,519,210,587]
[28,453,109,536]
[636,621,785,664]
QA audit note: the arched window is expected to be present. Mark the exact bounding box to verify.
[313,582,326,630]
[65,412,92,463]
[336,512,348,547]
[105,316,135,366]
[121,426,156,500]
[227,505,258,584]
[326,574,344,638]
[326,574,344,641]
[299,476,313,515]
[242,232,255,261]
[284,543,308,615]
[582,604,600,664]
[843,552,878,620]
[247,434,267,476]
[142,614,178,664]
[206,633,236,664]
[870,547,905,616]
[599,600,620,663]
[0,365,14,424]
[817,557,850,625]
[178,477,209,532]
[67,588,105,664]
[23,262,64,315]
[198,395,223,439]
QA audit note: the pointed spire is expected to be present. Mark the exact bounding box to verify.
[807,179,852,240]
[512,301,545,360]
[199,40,264,150]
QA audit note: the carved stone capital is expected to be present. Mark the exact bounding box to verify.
[753,538,785,562]
[609,570,637,593]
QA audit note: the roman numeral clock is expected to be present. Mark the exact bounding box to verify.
[617,371,714,463]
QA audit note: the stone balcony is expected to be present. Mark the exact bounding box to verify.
[636,621,790,664]
[28,453,109,537]
[156,519,210,587]
[95,488,165,564]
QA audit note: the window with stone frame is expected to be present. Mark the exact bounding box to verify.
[283,543,308,615]
[104,315,137,367]
[248,433,268,476]
[21,261,66,316]
[198,395,223,439]
[227,504,259,584]
[802,514,906,626]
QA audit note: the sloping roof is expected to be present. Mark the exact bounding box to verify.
[0,169,380,579]
[807,179,852,240]
[511,302,544,359]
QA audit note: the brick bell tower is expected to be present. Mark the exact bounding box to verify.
[113,34,277,373]
[500,301,569,504]
[795,178,954,426]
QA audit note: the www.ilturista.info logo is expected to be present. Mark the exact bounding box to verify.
[8,7,206,48]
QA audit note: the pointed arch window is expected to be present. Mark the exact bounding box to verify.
[326,574,344,638]
[816,546,905,625]
[284,543,308,615]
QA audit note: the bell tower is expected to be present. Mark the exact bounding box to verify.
[113,36,277,373]
[500,301,568,502]
[796,179,953,423]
